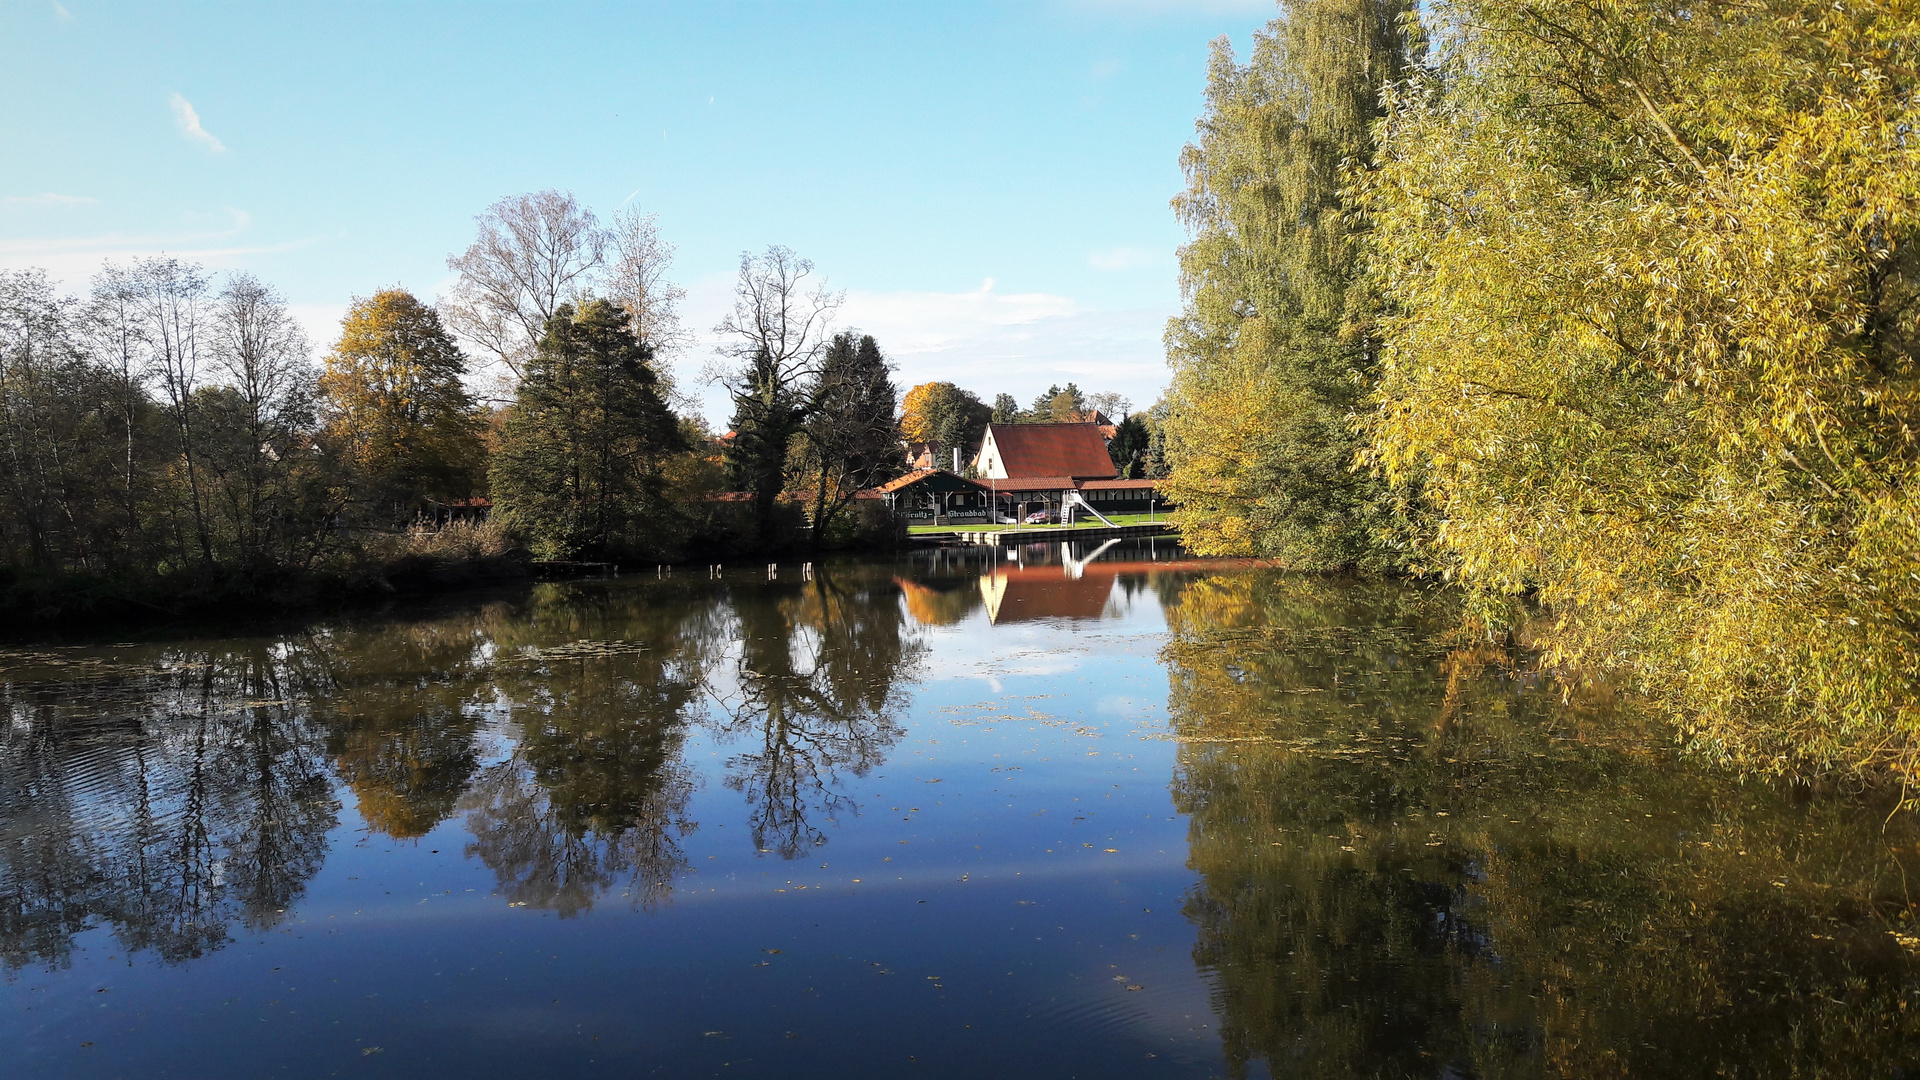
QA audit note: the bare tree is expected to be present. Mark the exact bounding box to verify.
[86,265,153,538]
[605,208,688,357]
[712,246,842,375]
[605,207,691,406]
[124,257,216,567]
[441,190,606,385]
[208,274,314,567]
[712,247,842,537]
[1087,391,1131,421]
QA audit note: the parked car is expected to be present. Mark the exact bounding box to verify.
[1024,509,1051,524]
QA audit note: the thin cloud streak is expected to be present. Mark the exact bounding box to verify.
[3,193,99,207]
[169,93,227,153]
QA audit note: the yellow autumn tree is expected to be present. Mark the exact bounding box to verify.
[1359,0,1920,782]
[318,288,485,523]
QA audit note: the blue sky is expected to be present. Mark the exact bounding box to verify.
[1,0,1273,423]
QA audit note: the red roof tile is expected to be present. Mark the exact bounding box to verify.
[981,423,1117,480]
[984,476,1080,491]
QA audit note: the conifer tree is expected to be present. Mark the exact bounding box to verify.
[1161,0,1421,569]
[491,299,682,559]
[795,332,904,541]
[723,346,810,538]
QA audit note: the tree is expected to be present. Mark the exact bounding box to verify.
[318,289,484,524]
[990,393,1022,423]
[126,258,219,567]
[0,270,95,572]
[1028,382,1086,422]
[714,247,842,539]
[794,332,904,542]
[1107,413,1151,478]
[1087,391,1131,421]
[442,190,607,386]
[900,382,990,464]
[1359,0,1920,784]
[1160,0,1421,569]
[204,274,317,571]
[85,264,154,543]
[490,299,683,560]
[604,208,688,361]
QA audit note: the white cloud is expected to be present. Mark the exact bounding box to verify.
[679,275,1172,427]
[52,2,72,20]
[1088,246,1163,272]
[3,193,98,207]
[288,302,349,353]
[169,93,227,153]
[840,278,1082,353]
[0,210,310,284]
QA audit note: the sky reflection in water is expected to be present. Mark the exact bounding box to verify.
[3,539,1917,1078]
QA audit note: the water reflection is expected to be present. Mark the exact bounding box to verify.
[0,647,337,967]
[713,575,922,857]
[0,564,928,955]
[1162,572,1920,1077]
[7,553,1919,1079]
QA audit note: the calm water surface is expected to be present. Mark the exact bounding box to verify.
[4,540,1918,1078]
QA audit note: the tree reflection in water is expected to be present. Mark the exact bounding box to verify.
[0,645,337,968]
[0,566,927,961]
[1162,572,1920,1078]
[454,584,725,916]
[711,573,923,858]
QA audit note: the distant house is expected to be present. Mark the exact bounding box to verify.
[867,468,994,525]
[973,422,1116,481]
[970,422,1168,524]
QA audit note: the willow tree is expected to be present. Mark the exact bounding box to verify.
[1162,0,1421,569]
[1360,0,1920,783]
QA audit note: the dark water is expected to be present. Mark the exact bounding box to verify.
[3,540,1918,1078]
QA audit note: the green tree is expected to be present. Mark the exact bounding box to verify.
[990,392,1022,424]
[1106,413,1150,478]
[319,289,484,524]
[1161,0,1421,569]
[794,332,904,542]
[490,299,682,560]
[1027,382,1086,422]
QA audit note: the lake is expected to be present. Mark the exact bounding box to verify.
[3,539,1917,1078]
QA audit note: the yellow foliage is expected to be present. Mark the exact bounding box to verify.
[1359,0,1920,782]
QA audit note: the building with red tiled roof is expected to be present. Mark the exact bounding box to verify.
[972,423,1117,481]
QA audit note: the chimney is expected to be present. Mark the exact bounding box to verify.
[953,447,960,472]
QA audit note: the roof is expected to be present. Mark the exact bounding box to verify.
[979,423,1118,480]
[869,468,990,496]
[984,476,1080,491]
[1078,478,1160,490]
